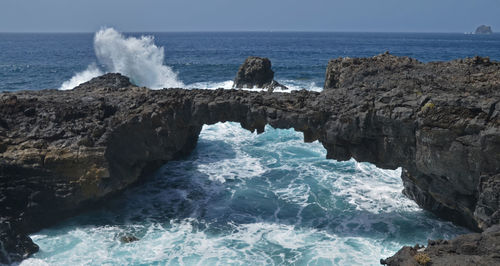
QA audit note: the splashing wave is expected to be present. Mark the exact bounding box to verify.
[59,28,184,90]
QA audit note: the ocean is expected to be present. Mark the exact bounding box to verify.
[3,29,499,265]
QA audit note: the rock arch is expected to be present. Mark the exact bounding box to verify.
[1,54,499,263]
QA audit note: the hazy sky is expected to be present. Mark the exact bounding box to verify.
[1,0,499,32]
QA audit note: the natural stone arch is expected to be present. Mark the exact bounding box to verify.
[1,54,500,263]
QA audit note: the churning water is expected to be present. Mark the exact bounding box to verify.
[20,123,469,265]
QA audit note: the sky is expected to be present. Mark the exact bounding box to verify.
[1,0,499,33]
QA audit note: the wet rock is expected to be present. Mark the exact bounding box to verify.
[119,235,139,243]
[233,56,288,91]
[382,225,500,265]
[0,221,39,264]
[74,73,133,90]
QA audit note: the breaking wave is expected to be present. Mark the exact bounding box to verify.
[59,64,103,91]
[59,28,184,90]
[58,28,324,92]
[186,80,322,92]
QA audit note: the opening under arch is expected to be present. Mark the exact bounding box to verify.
[26,122,469,265]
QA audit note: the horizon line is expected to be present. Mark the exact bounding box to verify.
[0,30,495,34]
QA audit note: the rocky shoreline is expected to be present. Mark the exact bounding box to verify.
[381,225,500,265]
[1,54,499,264]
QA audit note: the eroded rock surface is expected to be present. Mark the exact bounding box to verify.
[324,53,500,231]
[381,225,500,266]
[233,56,288,91]
[1,54,499,264]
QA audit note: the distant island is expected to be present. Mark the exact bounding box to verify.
[475,25,493,34]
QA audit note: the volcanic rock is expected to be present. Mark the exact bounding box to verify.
[324,53,500,231]
[381,225,500,266]
[119,235,139,243]
[0,221,39,264]
[233,56,288,91]
[1,54,499,263]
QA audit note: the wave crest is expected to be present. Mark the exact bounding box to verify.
[59,63,103,91]
[59,28,184,90]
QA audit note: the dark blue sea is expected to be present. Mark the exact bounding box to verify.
[3,29,499,265]
[2,30,500,92]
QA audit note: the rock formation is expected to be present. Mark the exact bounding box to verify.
[1,54,499,264]
[324,53,500,231]
[475,25,493,34]
[381,225,500,266]
[233,56,288,91]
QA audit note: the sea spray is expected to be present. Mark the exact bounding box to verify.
[94,28,184,89]
[58,28,183,90]
[59,28,323,92]
[59,64,103,90]
[185,79,322,92]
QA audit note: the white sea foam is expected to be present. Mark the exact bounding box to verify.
[59,64,103,90]
[186,79,322,92]
[279,79,323,92]
[94,28,183,89]
[186,80,234,90]
[18,259,49,266]
[275,182,310,206]
[331,162,418,214]
[23,221,401,266]
[25,122,468,266]
[196,154,265,183]
[59,28,323,92]
[58,28,183,90]
[195,122,266,183]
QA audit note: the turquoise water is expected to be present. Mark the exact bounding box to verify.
[21,123,468,265]
[2,29,492,265]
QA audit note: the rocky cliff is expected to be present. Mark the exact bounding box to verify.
[324,53,500,231]
[1,54,499,264]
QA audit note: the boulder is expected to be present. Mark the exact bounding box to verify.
[119,235,139,243]
[74,73,133,90]
[233,56,288,91]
